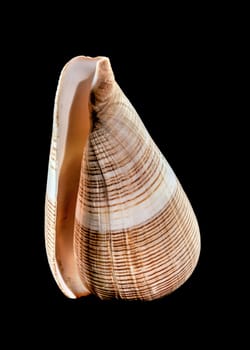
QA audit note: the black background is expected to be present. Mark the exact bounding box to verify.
[6,4,245,345]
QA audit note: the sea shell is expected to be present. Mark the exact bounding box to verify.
[45,56,200,300]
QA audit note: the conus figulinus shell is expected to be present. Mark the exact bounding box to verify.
[45,56,200,300]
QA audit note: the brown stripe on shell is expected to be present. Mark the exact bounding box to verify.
[74,182,200,300]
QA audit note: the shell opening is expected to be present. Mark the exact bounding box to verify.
[55,57,100,297]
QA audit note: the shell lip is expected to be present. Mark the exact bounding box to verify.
[60,56,113,90]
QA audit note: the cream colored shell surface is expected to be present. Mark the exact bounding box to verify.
[45,56,200,300]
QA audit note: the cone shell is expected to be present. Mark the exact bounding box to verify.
[45,56,200,300]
